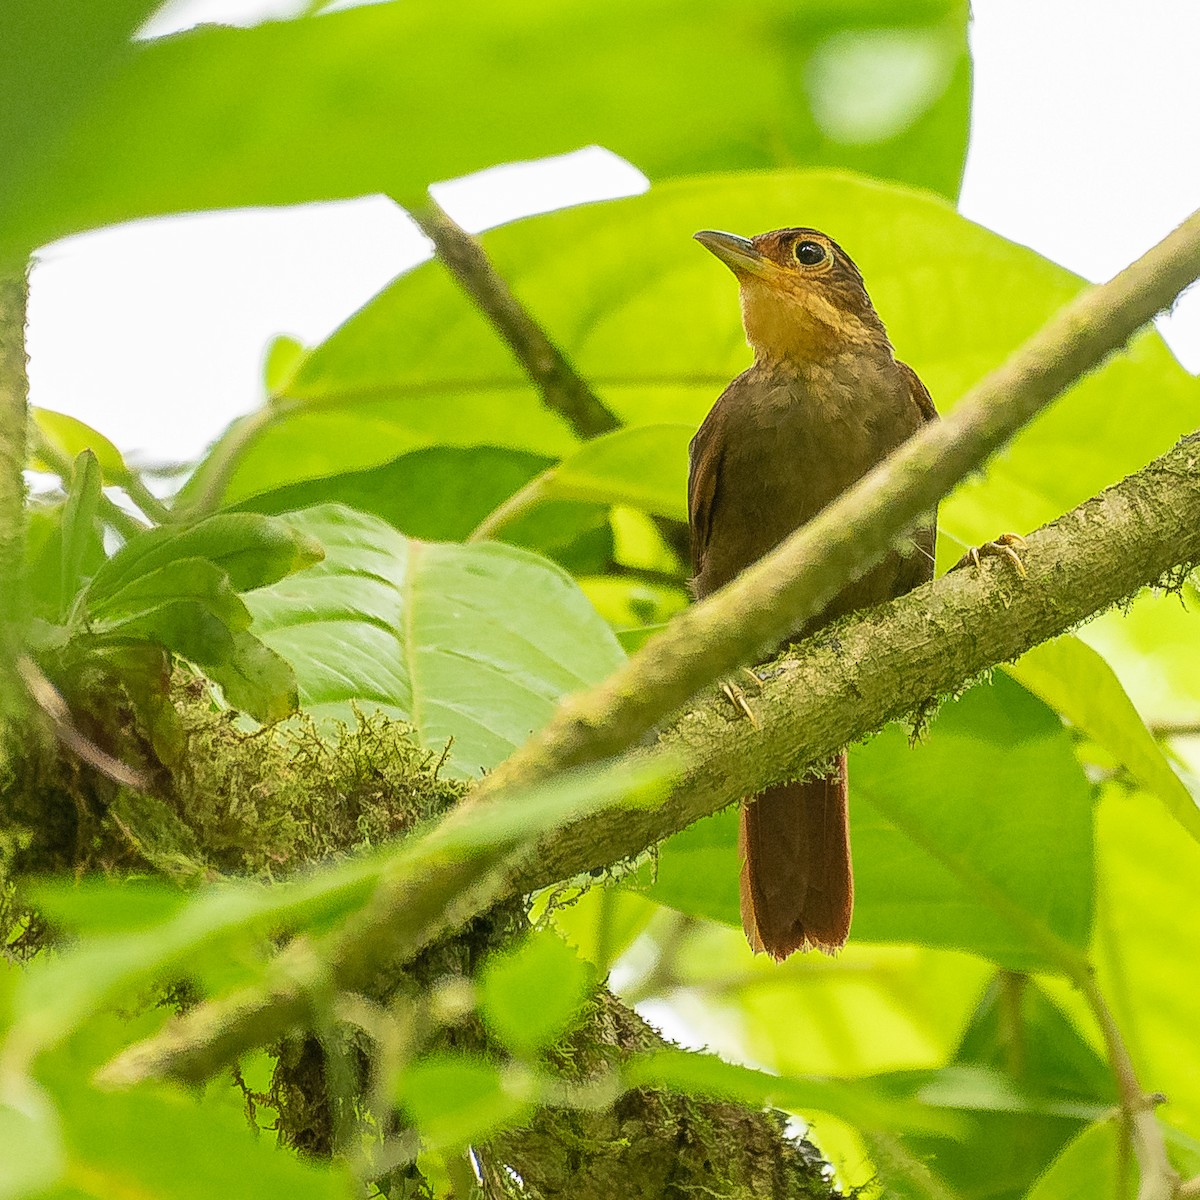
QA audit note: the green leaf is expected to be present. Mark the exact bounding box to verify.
[84,559,298,723]
[877,977,1116,1198]
[85,512,324,606]
[954,976,1114,1106]
[399,1056,531,1149]
[244,504,626,776]
[649,675,1095,971]
[58,452,105,619]
[26,877,189,937]
[88,558,250,632]
[31,409,129,485]
[187,170,1198,530]
[479,931,595,1056]
[1024,1117,1128,1200]
[212,631,300,723]
[1088,782,1200,1142]
[39,1068,345,1200]
[1005,634,1200,844]
[0,0,162,267]
[540,424,692,522]
[0,0,970,260]
[263,334,306,396]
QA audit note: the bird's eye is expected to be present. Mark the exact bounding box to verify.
[794,240,826,266]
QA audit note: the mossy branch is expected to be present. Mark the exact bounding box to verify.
[103,430,1200,1089]
[410,198,621,441]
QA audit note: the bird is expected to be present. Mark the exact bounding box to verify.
[689,226,937,960]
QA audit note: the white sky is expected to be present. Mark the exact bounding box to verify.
[25,0,1200,468]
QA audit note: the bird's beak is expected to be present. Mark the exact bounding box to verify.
[694,229,772,279]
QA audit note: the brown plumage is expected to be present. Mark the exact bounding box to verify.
[690,227,937,959]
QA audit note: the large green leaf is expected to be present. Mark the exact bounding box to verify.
[647,675,1095,971]
[1086,782,1200,1141]
[536,424,693,523]
[0,0,161,268]
[185,170,1199,548]
[0,0,970,260]
[243,504,625,776]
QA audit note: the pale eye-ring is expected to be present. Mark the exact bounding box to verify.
[794,240,826,266]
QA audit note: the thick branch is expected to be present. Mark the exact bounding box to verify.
[411,199,620,440]
[473,207,1200,801]
[103,432,1200,1086]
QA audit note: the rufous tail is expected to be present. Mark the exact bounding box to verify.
[738,753,852,959]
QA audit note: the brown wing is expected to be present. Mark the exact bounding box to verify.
[687,404,725,589]
[897,359,937,424]
[897,359,938,588]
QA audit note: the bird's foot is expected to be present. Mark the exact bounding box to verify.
[721,668,763,726]
[954,532,1027,578]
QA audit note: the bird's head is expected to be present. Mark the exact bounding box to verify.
[694,227,890,366]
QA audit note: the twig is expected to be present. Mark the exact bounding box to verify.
[16,655,147,791]
[471,205,1200,801]
[467,468,554,542]
[96,430,1200,1086]
[1074,970,1179,1200]
[410,198,620,441]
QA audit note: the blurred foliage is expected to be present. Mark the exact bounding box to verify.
[1,0,1199,1198]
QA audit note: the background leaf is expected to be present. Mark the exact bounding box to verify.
[0,0,970,260]
[1005,634,1200,843]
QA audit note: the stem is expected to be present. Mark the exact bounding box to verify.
[473,206,1200,801]
[29,426,147,540]
[172,404,276,519]
[1073,969,1179,1200]
[0,269,30,711]
[120,470,173,525]
[467,467,556,542]
[410,198,620,441]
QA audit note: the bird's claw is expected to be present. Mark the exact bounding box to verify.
[721,676,760,726]
[955,532,1027,579]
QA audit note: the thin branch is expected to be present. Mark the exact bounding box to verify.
[120,470,173,526]
[1074,970,1179,1200]
[0,269,30,711]
[467,467,554,542]
[410,198,621,441]
[99,430,1200,1087]
[472,206,1200,802]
